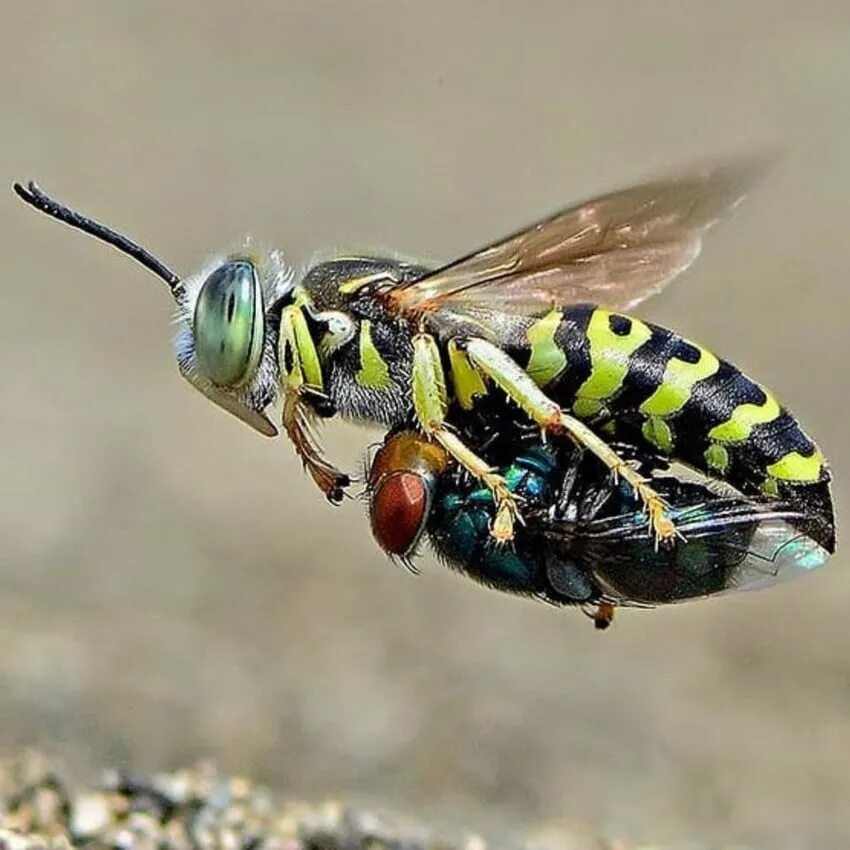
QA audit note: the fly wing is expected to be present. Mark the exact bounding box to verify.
[556,498,830,606]
[390,154,771,315]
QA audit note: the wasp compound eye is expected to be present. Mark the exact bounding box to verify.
[193,260,264,387]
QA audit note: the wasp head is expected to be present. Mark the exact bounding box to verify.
[174,246,295,435]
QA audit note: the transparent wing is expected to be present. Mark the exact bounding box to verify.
[391,154,771,315]
[553,498,829,606]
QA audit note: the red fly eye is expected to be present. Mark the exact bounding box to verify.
[370,471,431,557]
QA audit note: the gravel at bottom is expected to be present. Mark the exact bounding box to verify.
[0,755,589,850]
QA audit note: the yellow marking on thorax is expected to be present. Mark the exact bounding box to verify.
[448,339,488,410]
[576,309,652,402]
[708,392,781,443]
[640,345,720,417]
[356,320,392,389]
[526,310,567,387]
[766,449,824,482]
[338,271,396,295]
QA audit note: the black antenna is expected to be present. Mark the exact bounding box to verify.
[13,180,182,291]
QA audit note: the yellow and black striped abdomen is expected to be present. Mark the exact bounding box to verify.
[516,305,834,551]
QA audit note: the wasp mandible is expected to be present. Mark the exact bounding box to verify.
[13,156,835,553]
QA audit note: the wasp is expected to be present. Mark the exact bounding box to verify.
[367,426,832,628]
[12,156,835,553]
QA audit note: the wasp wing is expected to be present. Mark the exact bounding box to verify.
[391,154,770,315]
[545,498,829,606]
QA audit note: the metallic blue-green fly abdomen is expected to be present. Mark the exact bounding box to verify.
[430,446,561,593]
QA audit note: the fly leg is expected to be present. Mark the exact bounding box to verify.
[412,333,519,542]
[581,601,616,630]
[460,337,678,546]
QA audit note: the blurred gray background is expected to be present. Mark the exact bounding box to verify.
[1,3,849,848]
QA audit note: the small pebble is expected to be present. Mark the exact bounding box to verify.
[69,793,110,838]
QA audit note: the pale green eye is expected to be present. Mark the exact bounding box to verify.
[193,260,264,387]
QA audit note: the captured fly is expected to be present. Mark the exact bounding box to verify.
[367,428,830,628]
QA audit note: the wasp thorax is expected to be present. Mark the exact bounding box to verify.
[192,260,265,387]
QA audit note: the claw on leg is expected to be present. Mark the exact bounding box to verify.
[434,430,520,542]
[646,493,678,547]
[482,471,521,543]
[552,418,678,546]
[283,388,350,504]
[611,460,677,546]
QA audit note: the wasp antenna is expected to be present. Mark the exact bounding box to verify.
[12,180,182,292]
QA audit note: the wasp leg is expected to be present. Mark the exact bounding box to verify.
[279,303,351,503]
[282,387,350,504]
[461,338,677,545]
[412,333,519,542]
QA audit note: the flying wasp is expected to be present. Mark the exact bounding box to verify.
[12,156,835,554]
[366,426,831,628]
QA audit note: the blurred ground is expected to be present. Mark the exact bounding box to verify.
[1,755,536,850]
[1,3,849,848]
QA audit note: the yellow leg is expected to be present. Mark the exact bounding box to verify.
[412,333,519,541]
[462,338,677,545]
[432,429,521,542]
